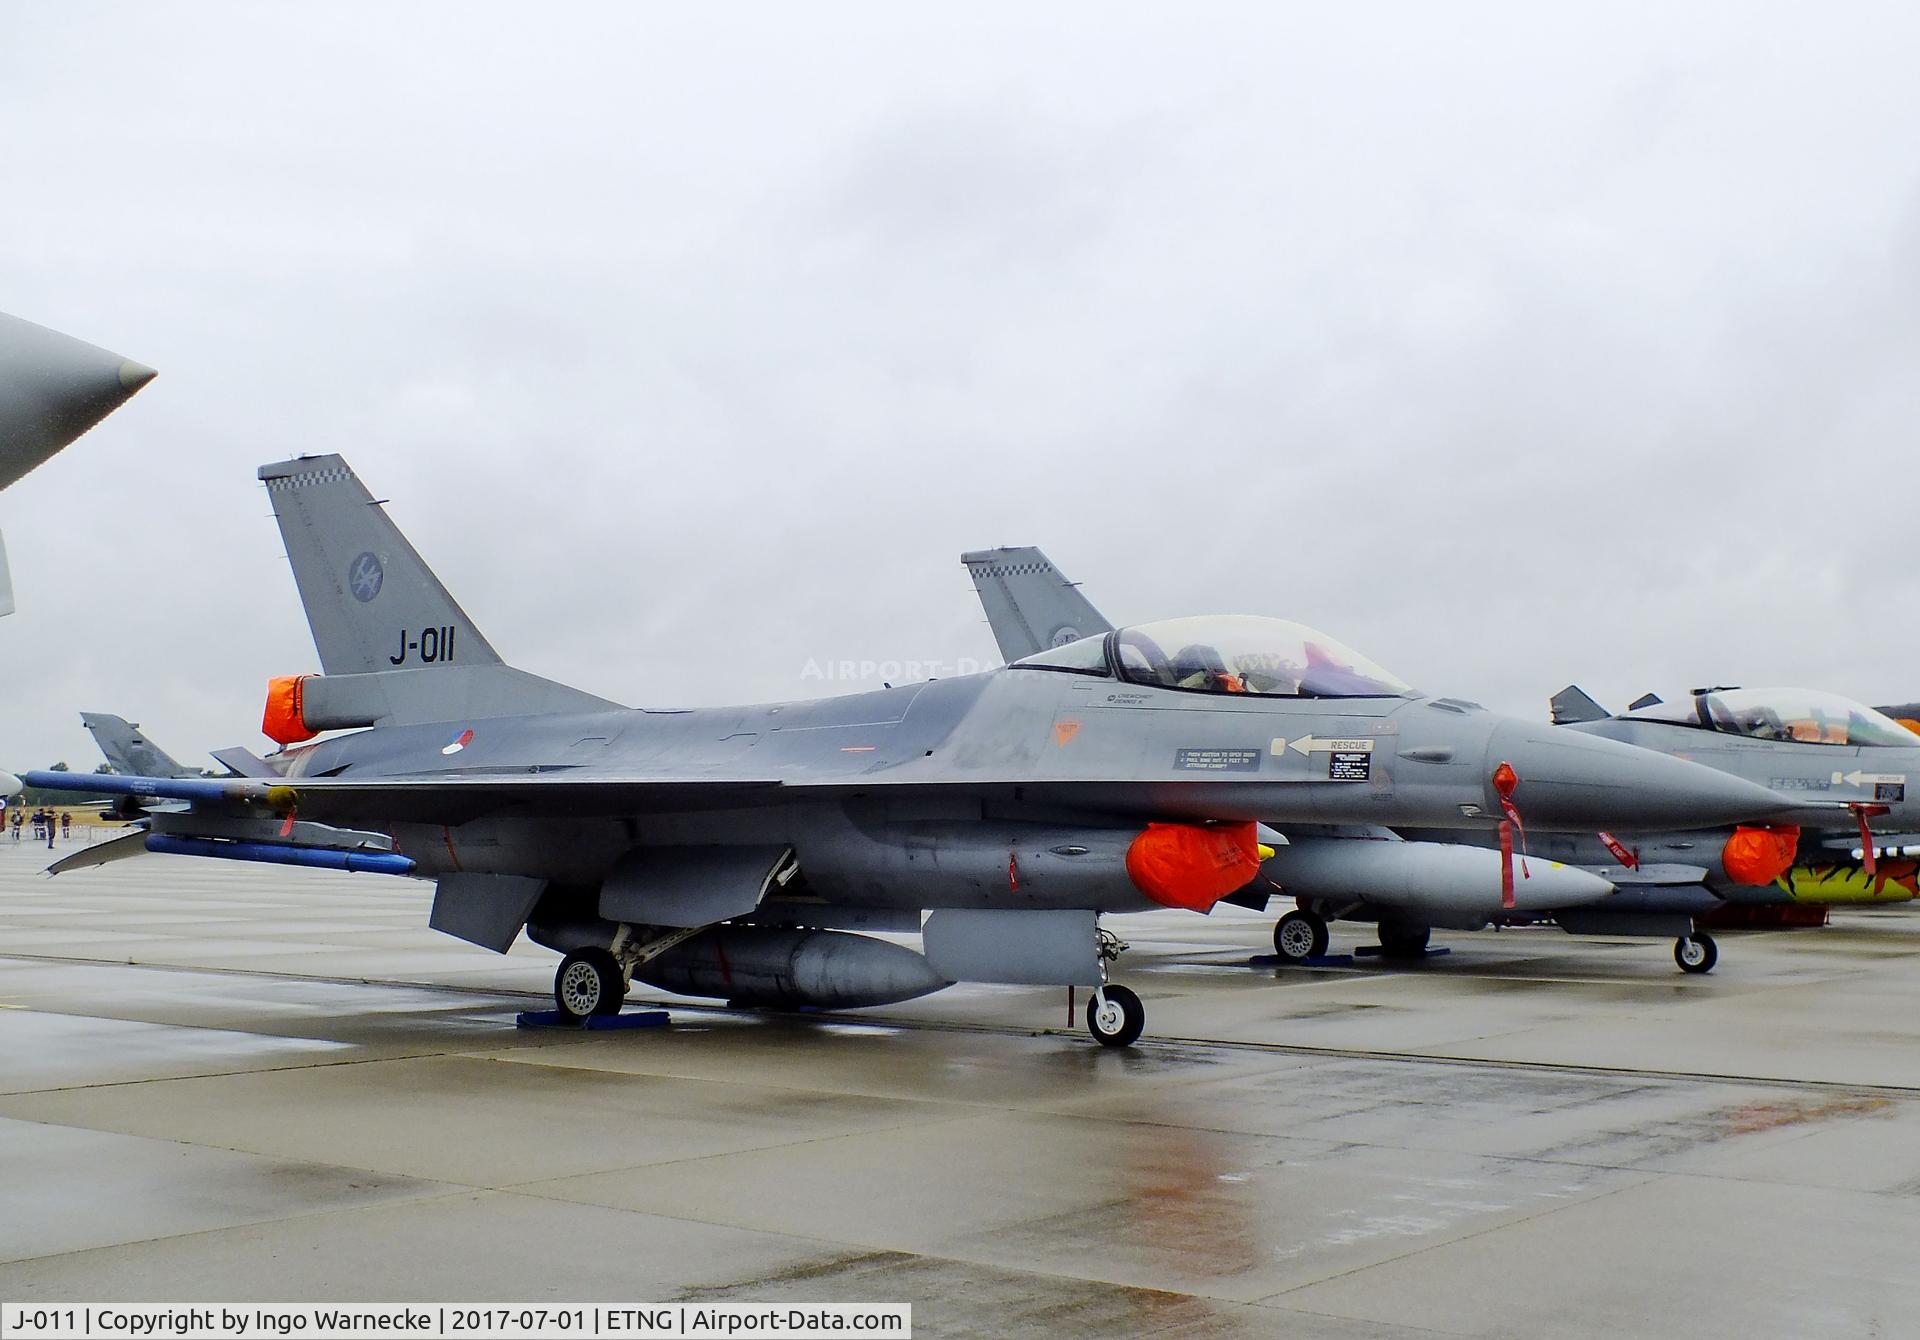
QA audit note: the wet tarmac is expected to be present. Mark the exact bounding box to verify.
[3,843,1919,1337]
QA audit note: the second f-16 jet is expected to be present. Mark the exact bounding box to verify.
[27,460,1823,1047]
[963,546,1911,973]
[1530,685,1920,939]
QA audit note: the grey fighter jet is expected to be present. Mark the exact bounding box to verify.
[25,460,1818,1047]
[1526,687,1920,938]
[965,546,1915,974]
[0,311,156,614]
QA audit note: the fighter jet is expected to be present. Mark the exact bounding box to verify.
[0,311,156,614]
[24,460,1818,1047]
[964,546,1912,973]
[1533,686,1920,933]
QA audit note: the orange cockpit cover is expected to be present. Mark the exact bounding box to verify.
[262,674,315,746]
[1125,821,1263,912]
[1721,825,1800,886]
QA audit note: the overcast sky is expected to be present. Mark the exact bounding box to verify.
[2,3,1917,770]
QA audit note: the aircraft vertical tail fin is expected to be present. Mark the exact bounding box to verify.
[961,546,1115,663]
[255,455,618,728]
[258,455,502,676]
[1550,686,1611,725]
[81,712,196,779]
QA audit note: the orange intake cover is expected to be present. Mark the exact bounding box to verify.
[262,674,316,746]
[1721,825,1800,886]
[1125,821,1263,912]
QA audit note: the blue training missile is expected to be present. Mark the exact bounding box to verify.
[144,833,416,876]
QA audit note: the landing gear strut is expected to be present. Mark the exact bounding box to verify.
[1674,932,1718,975]
[555,947,627,1020]
[1273,909,1330,963]
[1084,923,1144,1047]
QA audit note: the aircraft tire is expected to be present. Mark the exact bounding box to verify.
[1377,922,1432,959]
[555,947,627,1020]
[1674,933,1718,975]
[1087,984,1145,1048]
[1273,910,1330,963]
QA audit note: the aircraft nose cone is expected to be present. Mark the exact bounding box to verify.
[1487,718,1795,830]
[117,359,158,392]
[0,311,157,491]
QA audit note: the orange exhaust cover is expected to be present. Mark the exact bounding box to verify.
[1126,821,1263,912]
[262,674,315,745]
[1721,825,1800,886]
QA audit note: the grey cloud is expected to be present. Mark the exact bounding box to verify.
[3,2,1919,770]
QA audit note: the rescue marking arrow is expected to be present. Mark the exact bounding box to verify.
[1832,770,1907,787]
[1277,735,1377,757]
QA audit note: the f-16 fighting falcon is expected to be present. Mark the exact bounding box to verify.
[26,460,1822,1047]
[963,546,1904,974]
[0,311,156,614]
[1534,686,1920,938]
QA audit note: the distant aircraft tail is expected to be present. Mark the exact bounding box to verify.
[81,712,196,779]
[960,546,1114,663]
[259,455,503,676]
[257,455,616,730]
[1549,686,1610,725]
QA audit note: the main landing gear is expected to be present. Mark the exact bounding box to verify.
[555,947,627,1020]
[1085,924,1144,1047]
[1674,932,1718,975]
[1273,908,1330,963]
[1376,921,1431,960]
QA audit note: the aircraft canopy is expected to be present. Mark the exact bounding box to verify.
[1016,615,1414,699]
[1623,687,1918,747]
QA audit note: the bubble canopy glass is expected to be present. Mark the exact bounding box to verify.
[1623,688,1918,748]
[1014,615,1416,699]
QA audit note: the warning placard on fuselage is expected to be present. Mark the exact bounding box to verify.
[1175,747,1263,772]
[1328,750,1372,782]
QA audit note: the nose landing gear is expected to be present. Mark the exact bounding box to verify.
[1085,923,1145,1047]
[1087,983,1145,1047]
[1674,932,1718,974]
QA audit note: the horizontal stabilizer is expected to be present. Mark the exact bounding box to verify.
[47,829,150,876]
[210,746,278,778]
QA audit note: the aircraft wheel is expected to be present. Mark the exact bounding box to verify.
[1273,910,1330,963]
[1674,933,1718,975]
[1086,984,1145,1048]
[1377,922,1431,959]
[555,948,626,1020]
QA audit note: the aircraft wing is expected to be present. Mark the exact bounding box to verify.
[22,768,788,827]
[23,766,1278,829]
